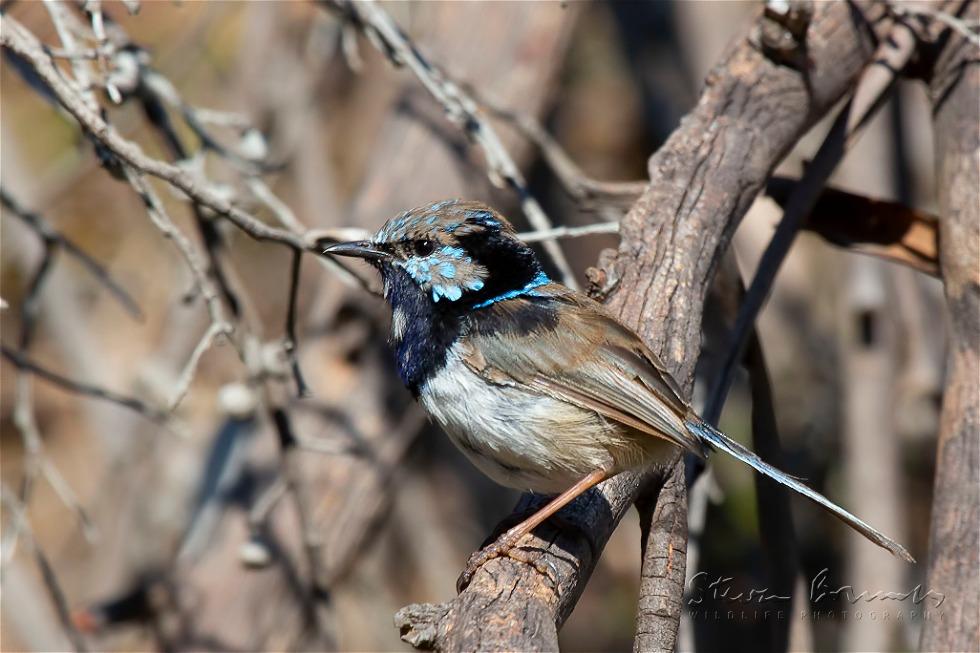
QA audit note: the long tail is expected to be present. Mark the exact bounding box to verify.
[685,417,914,563]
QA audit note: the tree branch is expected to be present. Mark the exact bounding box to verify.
[0,187,143,320]
[767,177,940,277]
[325,0,580,289]
[1,345,168,424]
[920,2,980,649]
[0,14,309,252]
[707,16,918,441]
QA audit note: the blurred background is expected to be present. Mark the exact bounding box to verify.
[1,2,947,651]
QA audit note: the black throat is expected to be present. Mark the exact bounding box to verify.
[383,266,462,395]
[381,233,548,394]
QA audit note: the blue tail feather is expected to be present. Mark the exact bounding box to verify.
[685,418,914,563]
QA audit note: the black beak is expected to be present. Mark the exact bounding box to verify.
[320,240,390,262]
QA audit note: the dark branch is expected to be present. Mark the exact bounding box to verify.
[284,249,310,398]
[767,177,939,277]
[706,21,917,435]
[1,345,168,423]
[1,187,143,320]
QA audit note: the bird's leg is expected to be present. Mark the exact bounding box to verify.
[457,468,609,593]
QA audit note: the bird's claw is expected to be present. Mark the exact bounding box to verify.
[457,535,516,593]
[456,532,558,593]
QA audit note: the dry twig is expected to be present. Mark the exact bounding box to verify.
[325,0,579,288]
[1,485,89,653]
[1,346,169,424]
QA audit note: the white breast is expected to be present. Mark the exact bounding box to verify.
[419,342,618,494]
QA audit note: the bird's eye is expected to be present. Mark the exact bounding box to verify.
[414,240,435,256]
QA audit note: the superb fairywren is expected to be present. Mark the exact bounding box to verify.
[323,199,912,589]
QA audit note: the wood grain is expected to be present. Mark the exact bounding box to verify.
[920,2,980,650]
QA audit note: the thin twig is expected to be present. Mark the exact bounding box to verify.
[330,0,579,289]
[247,476,288,532]
[166,321,231,412]
[0,15,309,251]
[42,0,99,113]
[898,3,980,47]
[4,184,104,545]
[16,229,57,351]
[269,407,330,603]
[133,64,252,319]
[1,345,168,423]
[123,168,228,327]
[472,90,646,208]
[518,222,620,243]
[246,177,307,233]
[2,12,376,309]
[1,187,143,319]
[12,373,98,543]
[284,249,310,398]
[1,484,90,652]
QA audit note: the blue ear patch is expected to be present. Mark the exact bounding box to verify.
[439,262,456,279]
[432,285,463,302]
[439,246,465,260]
[403,258,433,283]
[397,247,483,304]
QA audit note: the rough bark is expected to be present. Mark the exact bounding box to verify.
[633,462,688,653]
[395,3,896,650]
[921,3,980,651]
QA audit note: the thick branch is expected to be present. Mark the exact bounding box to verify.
[395,3,894,650]
[921,2,980,650]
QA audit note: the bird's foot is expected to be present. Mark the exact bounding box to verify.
[456,528,556,593]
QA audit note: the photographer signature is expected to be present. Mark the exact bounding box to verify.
[687,569,945,608]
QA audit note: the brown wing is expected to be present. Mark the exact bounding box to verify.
[460,285,704,455]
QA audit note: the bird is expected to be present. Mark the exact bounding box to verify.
[321,199,913,590]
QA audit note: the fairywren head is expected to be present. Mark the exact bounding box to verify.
[322,200,548,310]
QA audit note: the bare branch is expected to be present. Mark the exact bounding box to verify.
[1,345,168,424]
[11,373,98,544]
[166,321,231,412]
[328,0,580,289]
[42,0,99,113]
[284,250,310,398]
[0,14,309,252]
[1,187,144,319]
[518,222,620,243]
[897,2,980,47]
[2,484,89,652]
[767,177,940,277]
[473,92,646,209]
